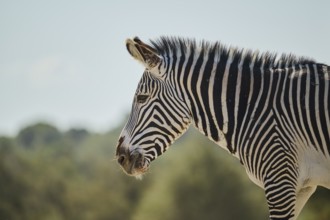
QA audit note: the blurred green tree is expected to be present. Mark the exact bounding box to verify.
[0,122,328,220]
[17,123,61,149]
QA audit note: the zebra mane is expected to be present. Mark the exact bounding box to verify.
[150,36,316,69]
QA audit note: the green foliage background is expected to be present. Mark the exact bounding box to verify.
[0,122,329,220]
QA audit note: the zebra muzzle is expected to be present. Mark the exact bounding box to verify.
[117,148,150,176]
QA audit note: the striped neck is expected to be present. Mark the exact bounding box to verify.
[150,37,317,155]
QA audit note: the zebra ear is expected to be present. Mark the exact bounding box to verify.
[126,37,162,71]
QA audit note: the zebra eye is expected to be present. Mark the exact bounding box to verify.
[136,94,149,104]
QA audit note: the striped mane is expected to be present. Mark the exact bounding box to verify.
[150,36,316,69]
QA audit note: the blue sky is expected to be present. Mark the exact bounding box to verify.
[1,0,329,135]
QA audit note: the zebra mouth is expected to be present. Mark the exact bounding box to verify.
[125,150,150,176]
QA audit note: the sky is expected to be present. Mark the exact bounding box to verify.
[0,0,329,136]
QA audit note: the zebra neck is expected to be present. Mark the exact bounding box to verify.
[155,37,328,159]
[176,48,265,157]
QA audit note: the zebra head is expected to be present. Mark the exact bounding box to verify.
[116,37,191,177]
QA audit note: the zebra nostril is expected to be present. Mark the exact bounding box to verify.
[118,155,126,165]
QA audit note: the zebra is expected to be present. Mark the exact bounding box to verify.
[116,36,330,220]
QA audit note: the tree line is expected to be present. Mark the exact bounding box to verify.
[0,122,329,220]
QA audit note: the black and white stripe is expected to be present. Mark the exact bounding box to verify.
[118,37,330,220]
